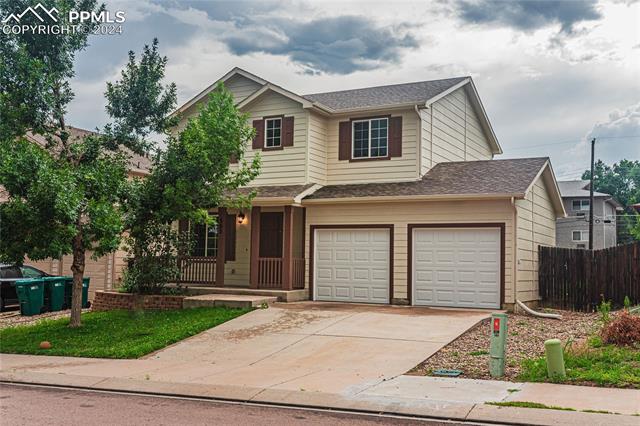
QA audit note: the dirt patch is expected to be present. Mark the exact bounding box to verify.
[223,309,332,340]
[408,310,599,380]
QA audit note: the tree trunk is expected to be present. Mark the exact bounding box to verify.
[69,231,85,328]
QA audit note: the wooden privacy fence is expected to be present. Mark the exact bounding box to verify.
[539,242,640,312]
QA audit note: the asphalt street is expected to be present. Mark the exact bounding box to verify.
[0,383,475,425]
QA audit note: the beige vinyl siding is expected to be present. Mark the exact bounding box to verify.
[174,74,262,134]
[420,108,432,175]
[515,176,557,303]
[307,111,328,185]
[241,91,308,186]
[325,109,419,184]
[304,200,515,303]
[223,208,251,287]
[423,87,493,172]
[224,74,263,104]
[27,249,127,300]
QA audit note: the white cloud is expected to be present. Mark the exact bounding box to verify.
[63,0,639,179]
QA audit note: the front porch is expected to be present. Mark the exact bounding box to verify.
[176,205,306,293]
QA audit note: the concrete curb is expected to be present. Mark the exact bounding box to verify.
[1,371,637,426]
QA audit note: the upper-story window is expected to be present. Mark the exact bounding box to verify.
[352,118,388,159]
[572,230,589,242]
[572,200,590,211]
[265,118,282,148]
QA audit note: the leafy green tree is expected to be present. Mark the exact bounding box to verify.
[122,84,261,294]
[0,0,176,327]
[582,159,640,243]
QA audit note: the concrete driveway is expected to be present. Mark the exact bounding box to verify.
[143,302,489,394]
[0,303,489,396]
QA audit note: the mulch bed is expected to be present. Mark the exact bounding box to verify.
[408,310,599,380]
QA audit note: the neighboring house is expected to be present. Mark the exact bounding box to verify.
[2,127,150,299]
[172,67,565,310]
[556,180,622,249]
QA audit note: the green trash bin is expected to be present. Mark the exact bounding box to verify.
[63,277,90,309]
[15,279,45,316]
[42,277,66,312]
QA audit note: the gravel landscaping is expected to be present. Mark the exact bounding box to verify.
[408,310,600,381]
[0,309,90,330]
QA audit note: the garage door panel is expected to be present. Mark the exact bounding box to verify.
[413,228,500,309]
[315,229,390,304]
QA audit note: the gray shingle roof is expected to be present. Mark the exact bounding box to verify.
[230,184,316,199]
[304,158,549,200]
[303,77,468,111]
[557,180,610,198]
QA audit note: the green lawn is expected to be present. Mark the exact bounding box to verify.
[518,340,640,388]
[0,308,251,359]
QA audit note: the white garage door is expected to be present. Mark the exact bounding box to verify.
[314,229,390,304]
[413,228,500,309]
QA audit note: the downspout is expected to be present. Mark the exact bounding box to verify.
[510,197,518,310]
[414,105,422,178]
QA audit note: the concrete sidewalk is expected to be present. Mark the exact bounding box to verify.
[1,356,638,425]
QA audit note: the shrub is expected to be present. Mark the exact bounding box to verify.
[601,311,640,346]
[120,222,191,295]
[597,297,612,324]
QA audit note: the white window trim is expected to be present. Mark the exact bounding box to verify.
[190,215,219,257]
[572,199,590,211]
[264,117,282,148]
[352,117,389,159]
[572,230,589,242]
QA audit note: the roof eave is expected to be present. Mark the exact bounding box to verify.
[461,80,503,155]
[302,192,524,205]
[171,67,267,118]
[523,160,566,218]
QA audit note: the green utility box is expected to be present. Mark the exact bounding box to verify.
[63,277,90,309]
[489,312,508,378]
[15,279,45,316]
[42,277,66,312]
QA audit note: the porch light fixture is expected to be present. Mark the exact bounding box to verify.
[238,212,246,224]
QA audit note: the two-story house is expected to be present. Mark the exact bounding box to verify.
[556,180,621,249]
[173,67,566,310]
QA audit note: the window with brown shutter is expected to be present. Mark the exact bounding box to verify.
[388,116,402,157]
[338,121,351,160]
[282,116,294,146]
[252,119,264,149]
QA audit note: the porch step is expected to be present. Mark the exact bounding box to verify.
[173,285,308,302]
[183,294,278,309]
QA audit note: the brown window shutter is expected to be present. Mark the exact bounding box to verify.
[252,119,264,149]
[178,219,189,234]
[338,121,351,160]
[224,214,236,261]
[389,116,402,157]
[282,116,294,147]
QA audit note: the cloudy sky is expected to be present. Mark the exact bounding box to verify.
[68,0,639,179]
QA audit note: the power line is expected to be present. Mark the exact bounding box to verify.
[505,134,640,151]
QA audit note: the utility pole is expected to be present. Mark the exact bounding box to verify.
[588,138,595,250]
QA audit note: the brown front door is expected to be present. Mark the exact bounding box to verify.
[259,212,283,257]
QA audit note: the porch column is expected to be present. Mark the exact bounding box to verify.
[282,205,293,291]
[215,207,227,287]
[249,206,261,289]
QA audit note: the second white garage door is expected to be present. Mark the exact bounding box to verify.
[314,229,390,304]
[413,227,501,309]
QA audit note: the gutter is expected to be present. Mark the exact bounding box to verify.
[511,196,518,308]
[302,192,526,205]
